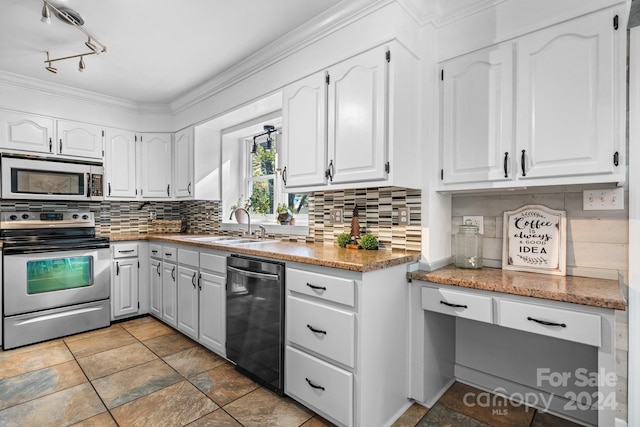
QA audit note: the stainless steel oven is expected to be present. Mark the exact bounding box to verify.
[1,154,104,201]
[1,212,110,349]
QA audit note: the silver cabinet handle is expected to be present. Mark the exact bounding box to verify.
[171,266,175,281]
[192,272,197,288]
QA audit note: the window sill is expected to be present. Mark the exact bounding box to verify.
[220,221,309,236]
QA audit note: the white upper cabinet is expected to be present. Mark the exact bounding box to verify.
[174,127,195,199]
[440,7,625,190]
[0,110,55,154]
[139,133,172,199]
[56,120,104,160]
[327,47,388,185]
[515,9,620,181]
[281,71,328,188]
[441,43,514,184]
[105,128,137,199]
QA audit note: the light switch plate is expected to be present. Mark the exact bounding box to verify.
[583,188,624,210]
[330,209,343,224]
[398,207,410,226]
[462,215,484,234]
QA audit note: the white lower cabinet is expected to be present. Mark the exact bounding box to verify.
[161,247,178,327]
[285,263,410,427]
[111,243,140,320]
[149,244,163,319]
[198,270,226,355]
[177,265,199,340]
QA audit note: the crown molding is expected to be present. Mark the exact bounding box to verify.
[170,0,396,113]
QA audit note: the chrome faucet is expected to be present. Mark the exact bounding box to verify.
[229,207,251,236]
[257,225,267,239]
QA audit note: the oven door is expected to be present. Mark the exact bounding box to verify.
[3,247,110,316]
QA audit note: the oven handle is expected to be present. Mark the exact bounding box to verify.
[3,243,110,255]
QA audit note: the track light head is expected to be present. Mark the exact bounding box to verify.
[78,57,85,72]
[41,2,51,24]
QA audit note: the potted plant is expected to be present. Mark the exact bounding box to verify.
[276,203,293,225]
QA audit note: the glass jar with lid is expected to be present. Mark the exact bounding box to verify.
[454,220,483,269]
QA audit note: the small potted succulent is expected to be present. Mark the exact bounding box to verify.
[276,203,294,225]
[337,233,352,248]
[359,233,379,250]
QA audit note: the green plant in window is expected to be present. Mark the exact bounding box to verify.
[247,181,271,214]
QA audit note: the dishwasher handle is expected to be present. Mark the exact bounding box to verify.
[227,265,279,281]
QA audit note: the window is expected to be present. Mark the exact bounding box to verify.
[245,130,308,225]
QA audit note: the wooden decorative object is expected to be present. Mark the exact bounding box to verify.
[502,204,566,276]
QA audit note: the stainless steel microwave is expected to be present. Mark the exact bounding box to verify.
[1,155,104,201]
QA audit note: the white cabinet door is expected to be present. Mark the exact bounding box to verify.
[174,128,194,199]
[199,271,226,355]
[327,47,387,184]
[441,43,515,184]
[56,120,103,160]
[105,128,137,198]
[0,110,54,154]
[162,262,177,327]
[177,266,199,340]
[149,258,162,318]
[516,9,620,180]
[139,133,172,199]
[112,259,139,318]
[281,71,327,188]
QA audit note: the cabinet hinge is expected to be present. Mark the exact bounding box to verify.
[135,135,137,142]
[441,69,444,81]
[102,150,104,157]
[385,162,390,173]
[614,151,619,167]
[138,302,140,309]
[613,15,619,30]
[440,169,444,180]
[386,50,391,63]
[138,261,140,268]
[326,73,330,85]
[101,130,105,137]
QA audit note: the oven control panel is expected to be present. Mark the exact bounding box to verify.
[0,211,95,229]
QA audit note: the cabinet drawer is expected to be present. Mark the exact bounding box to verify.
[285,346,353,427]
[287,296,355,367]
[178,248,199,267]
[112,243,138,259]
[497,299,601,347]
[421,287,493,323]
[200,252,226,274]
[162,246,177,262]
[287,268,355,307]
[149,244,162,259]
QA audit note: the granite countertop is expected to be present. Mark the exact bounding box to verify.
[108,233,421,272]
[408,265,626,310]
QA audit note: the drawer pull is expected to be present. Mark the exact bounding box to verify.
[440,301,468,309]
[527,317,566,328]
[151,250,158,254]
[118,249,135,253]
[306,283,327,291]
[165,253,173,256]
[306,324,327,335]
[305,377,325,391]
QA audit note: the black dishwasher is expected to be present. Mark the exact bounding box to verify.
[226,254,285,394]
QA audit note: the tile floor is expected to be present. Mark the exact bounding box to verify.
[0,316,583,427]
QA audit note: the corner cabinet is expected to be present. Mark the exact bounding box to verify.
[139,133,173,199]
[440,7,626,190]
[280,42,420,192]
[104,127,137,198]
[174,127,195,199]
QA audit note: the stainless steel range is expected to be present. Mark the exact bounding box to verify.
[1,212,110,349]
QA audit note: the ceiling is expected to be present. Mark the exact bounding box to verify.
[0,0,344,105]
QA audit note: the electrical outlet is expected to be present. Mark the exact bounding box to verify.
[398,207,410,226]
[330,209,343,224]
[462,215,484,234]
[149,211,157,220]
[583,188,624,210]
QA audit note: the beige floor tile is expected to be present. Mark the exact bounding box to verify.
[224,387,314,427]
[0,338,64,356]
[118,316,159,330]
[143,332,198,357]
[110,380,217,427]
[63,324,123,343]
[0,360,87,410]
[0,342,74,381]
[92,359,182,409]
[417,403,490,427]
[0,382,106,427]
[163,345,226,378]
[189,362,259,406]
[77,342,157,380]
[66,327,137,358]
[391,402,429,427]
[126,320,175,341]
[69,411,118,427]
[301,415,338,426]
[531,411,584,427]
[187,409,243,426]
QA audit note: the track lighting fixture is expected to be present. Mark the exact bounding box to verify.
[41,2,51,24]
[40,1,107,74]
[251,125,277,154]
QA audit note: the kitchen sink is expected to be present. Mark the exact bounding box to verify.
[216,238,274,245]
[185,236,273,245]
[185,236,239,242]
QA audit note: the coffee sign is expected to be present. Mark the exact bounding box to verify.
[502,205,566,276]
